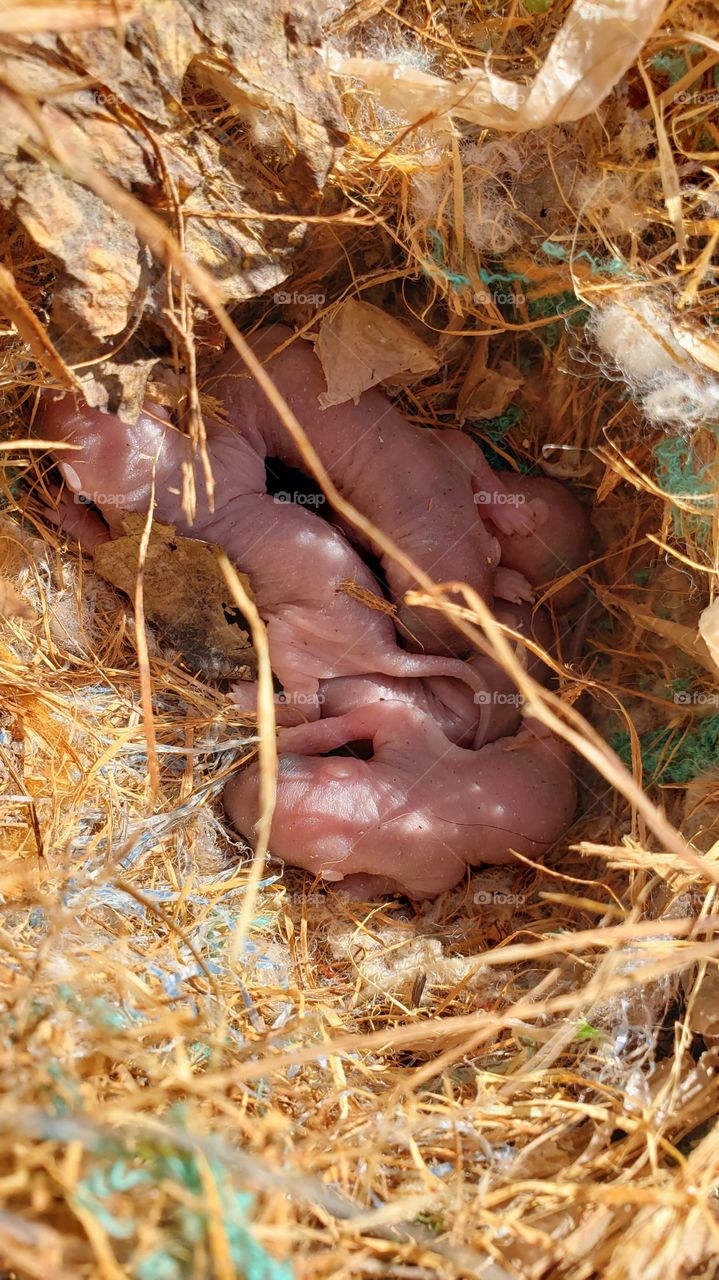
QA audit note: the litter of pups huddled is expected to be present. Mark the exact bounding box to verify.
[4,1,719,1274]
[39,324,589,897]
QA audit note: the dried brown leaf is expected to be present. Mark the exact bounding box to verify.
[458,338,523,421]
[631,606,717,678]
[94,514,256,678]
[184,0,345,192]
[0,0,345,415]
[315,299,438,407]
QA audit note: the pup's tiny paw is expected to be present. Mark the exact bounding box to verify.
[494,567,534,604]
[489,499,537,537]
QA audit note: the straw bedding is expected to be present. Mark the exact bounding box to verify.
[1,1,719,1276]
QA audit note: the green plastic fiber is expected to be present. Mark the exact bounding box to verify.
[72,1137,293,1280]
[653,435,716,539]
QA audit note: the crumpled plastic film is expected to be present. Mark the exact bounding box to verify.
[332,0,665,132]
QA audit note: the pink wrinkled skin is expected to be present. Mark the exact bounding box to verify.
[225,703,576,899]
[233,600,554,748]
[38,326,589,898]
[39,397,488,717]
[206,327,557,654]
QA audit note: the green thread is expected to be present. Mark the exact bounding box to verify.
[423,228,472,289]
[70,1134,294,1280]
[540,242,627,275]
[55,982,132,1031]
[653,436,716,540]
[652,50,689,83]
[136,1254,183,1280]
[526,291,588,347]
[480,403,522,443]
[652,46,705,84]
[422,231,532,293]
[470,405,530,472]
[478,264,529,286]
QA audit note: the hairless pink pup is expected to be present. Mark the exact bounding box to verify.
[493,474,589,608]
[225,700,577,899]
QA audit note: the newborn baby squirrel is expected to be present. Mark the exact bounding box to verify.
[39,325,589,898]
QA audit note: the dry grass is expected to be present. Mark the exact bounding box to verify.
[0,1,719,1277]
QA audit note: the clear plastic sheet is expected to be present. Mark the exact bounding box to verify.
[333,0,664,133]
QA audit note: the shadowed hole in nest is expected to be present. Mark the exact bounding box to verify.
[264,454,393,599]
[325,739,374,760]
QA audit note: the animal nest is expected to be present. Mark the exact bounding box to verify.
[1,2,719,1278]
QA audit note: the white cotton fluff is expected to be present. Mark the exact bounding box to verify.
[464,183,522,255]
[462,138,524,254]
[574,171,648,238]
[642,377,719,426]
[410,137,527,255]
[614,107,655,162]
[588,295,687,381]
[409,147,448,224]
[360,30,435,73]
[586,294,719,428]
